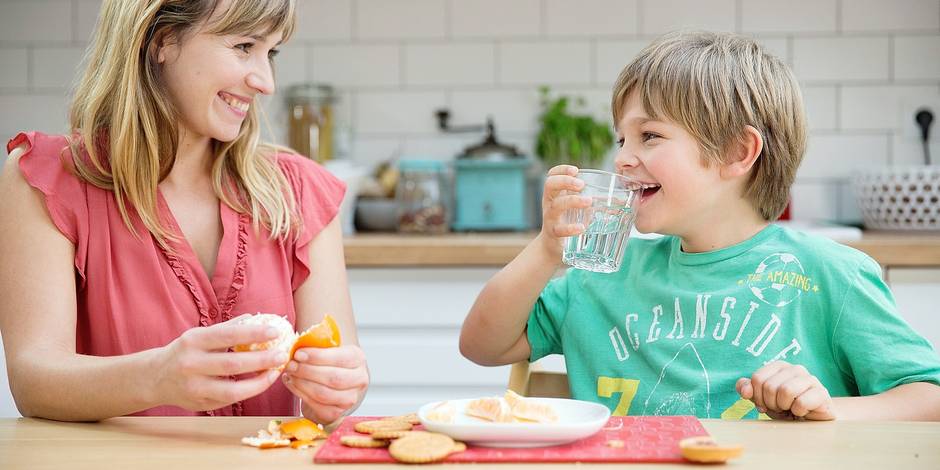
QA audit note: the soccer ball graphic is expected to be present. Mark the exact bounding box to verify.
[748,253,805,307]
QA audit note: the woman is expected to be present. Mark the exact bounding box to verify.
[0,0,368,423]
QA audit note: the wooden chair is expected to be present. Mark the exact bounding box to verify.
[507,361,570,398]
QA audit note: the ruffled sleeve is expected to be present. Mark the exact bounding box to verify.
[7,132,89,281]
[276,153,346,291]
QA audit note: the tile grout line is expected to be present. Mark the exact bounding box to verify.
[635,0,643,37]
[835,0,843,34]
[888,35,895,83]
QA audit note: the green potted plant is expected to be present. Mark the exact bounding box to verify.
[534,86,614,169]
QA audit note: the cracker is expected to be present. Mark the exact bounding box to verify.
[451,441,467,453]
[354,420,413,434]
[388,432,455,464]
[383,412,421,425]
[340,435,389,448]
[370,429,428,440]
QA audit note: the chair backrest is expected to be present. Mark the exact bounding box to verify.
[507,361,570,398]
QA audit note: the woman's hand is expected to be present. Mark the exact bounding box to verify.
[736,361,835,420]
[154,315,286,412]
[282,344,369,425]
[536,165,590,259]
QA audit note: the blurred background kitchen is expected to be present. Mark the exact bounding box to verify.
[1,0,939,417]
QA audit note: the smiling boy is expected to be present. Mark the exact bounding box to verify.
[460,31,940,420]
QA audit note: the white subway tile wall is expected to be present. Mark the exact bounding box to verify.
[1,0,938,223]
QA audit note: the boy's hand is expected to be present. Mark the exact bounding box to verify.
[537,165,592,258]
[736,361,835,421]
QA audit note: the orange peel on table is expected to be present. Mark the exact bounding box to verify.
[241,418,328,450]
[232,313,342,370]
[280,418,327,441]
[678,436,744,463]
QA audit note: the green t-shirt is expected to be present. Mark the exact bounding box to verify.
[527,224,940,419]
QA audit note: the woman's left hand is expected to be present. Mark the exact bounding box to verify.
[282,344,369,425]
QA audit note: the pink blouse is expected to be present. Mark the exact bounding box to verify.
[8,131,346,417]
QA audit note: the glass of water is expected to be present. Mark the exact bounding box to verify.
[562,169,644,273]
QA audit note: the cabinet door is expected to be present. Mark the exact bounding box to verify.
[348,268,512,416]
[886,268,940,351]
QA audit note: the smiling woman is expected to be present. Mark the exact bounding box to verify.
[0,0,369,424]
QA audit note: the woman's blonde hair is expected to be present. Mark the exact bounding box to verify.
[611,31,806,221]
[68,0,297,247]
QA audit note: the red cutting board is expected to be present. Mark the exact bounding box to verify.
[314,415,708,464]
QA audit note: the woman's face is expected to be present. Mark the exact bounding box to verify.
[157,12,282,144]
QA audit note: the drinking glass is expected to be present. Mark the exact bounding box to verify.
[562,169,644,273]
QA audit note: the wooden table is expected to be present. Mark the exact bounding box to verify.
[1,417,938,469]
[343,231,940,268]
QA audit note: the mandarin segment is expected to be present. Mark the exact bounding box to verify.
[425,401,456,423]
[510,399,559,423]
[465,397,513,423]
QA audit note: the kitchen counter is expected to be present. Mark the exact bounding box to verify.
[2,416,937,469]
[344,230,940,268]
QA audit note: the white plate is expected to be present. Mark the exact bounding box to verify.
[418,398,611,448]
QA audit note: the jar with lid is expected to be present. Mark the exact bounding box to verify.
[397,160,448,233]
[286,83,335,162]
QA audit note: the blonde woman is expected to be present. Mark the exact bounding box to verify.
[0,0,369,422]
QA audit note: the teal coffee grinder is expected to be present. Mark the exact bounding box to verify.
[435,109,531,231]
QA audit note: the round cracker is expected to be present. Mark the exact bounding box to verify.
[389,432,455,464]
[354,420,413,434]
[371,429,428,440]
[340,435,389,448]
[451,441,467,453]
[383,412,421,425]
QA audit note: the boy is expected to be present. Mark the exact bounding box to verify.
[459,31,940,420]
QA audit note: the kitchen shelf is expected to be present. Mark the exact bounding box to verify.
[344,231,940,268]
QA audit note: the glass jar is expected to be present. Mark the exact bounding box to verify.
[286,83,335,162]
[397,160,448,233]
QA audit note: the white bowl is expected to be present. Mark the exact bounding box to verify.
[853,166,940,231]
[418,398,611,448]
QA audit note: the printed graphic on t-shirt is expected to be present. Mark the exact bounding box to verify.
[602,252,816,419]
[743,253,820,307]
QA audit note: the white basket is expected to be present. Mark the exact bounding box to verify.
[852,166,940,231]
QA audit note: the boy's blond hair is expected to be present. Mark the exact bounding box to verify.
[612,31,806,221]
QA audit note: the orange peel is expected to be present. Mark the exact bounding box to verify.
[678,436,744,463]
[280,418,326,441]
[290,439,321,449]
[289,315,341,359]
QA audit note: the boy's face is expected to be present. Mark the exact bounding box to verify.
[613,90,726,238]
